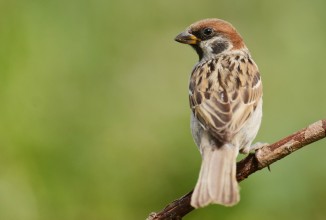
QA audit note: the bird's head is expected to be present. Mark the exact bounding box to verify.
[175,19,246,60]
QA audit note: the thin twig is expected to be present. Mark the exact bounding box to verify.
[147,119,326,220]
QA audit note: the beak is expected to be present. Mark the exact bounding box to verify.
[174,31,200,45]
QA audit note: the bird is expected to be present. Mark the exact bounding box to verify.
[175,18,264,208]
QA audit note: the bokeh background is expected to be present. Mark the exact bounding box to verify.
[1,0,326,219]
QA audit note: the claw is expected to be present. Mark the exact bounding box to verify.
[251,142,269,151]
[240,142,269,154]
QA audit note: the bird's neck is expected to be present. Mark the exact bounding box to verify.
[197,47,249,64]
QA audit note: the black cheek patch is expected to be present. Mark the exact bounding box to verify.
[211,41,228,54]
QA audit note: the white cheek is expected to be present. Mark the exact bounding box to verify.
[199,36,231,60]
[199,41,214,59]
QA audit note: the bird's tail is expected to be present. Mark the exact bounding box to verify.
[191,143,239,208]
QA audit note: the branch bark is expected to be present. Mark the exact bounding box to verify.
[147,119,326,220]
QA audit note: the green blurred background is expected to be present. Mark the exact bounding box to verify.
[1,0,326,219]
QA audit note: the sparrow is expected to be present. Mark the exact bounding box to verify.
[175,18,263,208]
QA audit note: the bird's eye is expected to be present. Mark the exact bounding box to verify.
[203,28,213,36]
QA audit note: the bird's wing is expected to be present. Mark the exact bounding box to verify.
[189,55,262,142]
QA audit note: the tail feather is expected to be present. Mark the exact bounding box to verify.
[191,143,239,208]
[191,150,213,208]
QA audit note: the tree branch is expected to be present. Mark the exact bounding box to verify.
[147,119,326,220]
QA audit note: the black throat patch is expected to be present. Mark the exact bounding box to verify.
[191,45,204,61]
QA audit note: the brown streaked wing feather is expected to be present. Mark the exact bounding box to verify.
[189,55,262,142]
